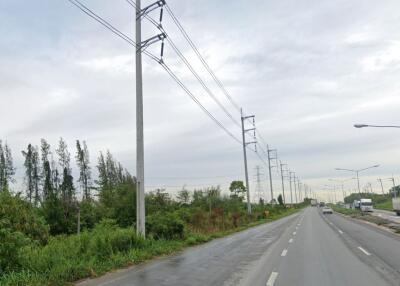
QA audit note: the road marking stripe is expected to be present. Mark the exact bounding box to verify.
[338,229,343,234]
[293,231,296,235]
[358,246,371,256]
[281,249,288,257]
[266,272,279,286]
[329,222,333,225]
[289,238,293,243]
[295,226,298,230]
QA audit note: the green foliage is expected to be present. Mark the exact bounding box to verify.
[0,228,31,274]
[344,192,392,206]
[0,191,49,243]
[277,194,284,205]
[229,180,246,198]
[147,212,185,240]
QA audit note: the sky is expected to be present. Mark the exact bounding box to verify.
[1,0,400,202]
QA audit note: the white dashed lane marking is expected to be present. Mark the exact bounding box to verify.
[358,246,371,256]
[266,272,279,286]
[281,249,288,257]
[289,238,293,243]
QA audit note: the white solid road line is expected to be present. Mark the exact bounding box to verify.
[266,272,279,286]
[281,249,288,257]
[358,246,371,256]
[289,238,293,243]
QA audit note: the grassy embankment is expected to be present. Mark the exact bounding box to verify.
[0,206,303,286]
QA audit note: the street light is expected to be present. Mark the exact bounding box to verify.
[335,165,380,194]
[328,178,356,201]
[354,124,400,128]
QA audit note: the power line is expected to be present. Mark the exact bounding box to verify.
[125,0,241,128]
[159,61,243,144]
[66,0,242,145]
[164,3,242,112]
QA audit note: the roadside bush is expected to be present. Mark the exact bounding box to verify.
[147,213,185,240]
[0,228,31,274]
[0,191,49,244]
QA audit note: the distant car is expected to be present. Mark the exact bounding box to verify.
[322,207,333,214]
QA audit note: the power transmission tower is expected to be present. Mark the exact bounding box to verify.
[254,166,264,203]
[267,145,278,203]
[136,0,166,237]
[241,109,256,214]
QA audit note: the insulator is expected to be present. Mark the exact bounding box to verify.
[160,41,165,58]
[160,8,164,22]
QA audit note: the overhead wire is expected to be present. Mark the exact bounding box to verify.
[125,0,241,128]
[66,0,242,145]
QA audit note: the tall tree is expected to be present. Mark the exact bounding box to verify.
[56,138,74,203]
[32,146,41,205]
[0,141,15,192]
[22,144,34,203]
[40,139,52,199]
[76,140,92,200]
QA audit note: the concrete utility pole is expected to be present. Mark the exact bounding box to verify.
[241,109,256,214]
[289,171,294,204]
[254,166,264,203]
[279,161,287,204]
[297,180,302,202]
[267,145,277,203]
[136,0,146,237]
[389,177,397,199]
[378,178,385,194]
[293,175,298,203]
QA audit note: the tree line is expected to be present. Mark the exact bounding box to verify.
[0,138,134,235]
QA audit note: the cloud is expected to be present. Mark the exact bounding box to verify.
[2,0,400,202]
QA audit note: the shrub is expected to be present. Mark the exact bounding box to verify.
[0,228,31,274]
[146,213,185,240]
[0,191,49,244]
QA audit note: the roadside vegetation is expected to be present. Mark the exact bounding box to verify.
[0,139,307,285]
[343,193,393,211]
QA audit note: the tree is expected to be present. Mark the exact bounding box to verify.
[22,144,34,203]
[56,138,74,203]
[40,139,52,200]
[0,141,15,192]
[76,140,92,200]
[277,194,284,205]
[177,188,191,205]
[229,181,246,199]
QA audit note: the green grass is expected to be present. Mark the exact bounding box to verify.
[0,207,302,286]
[331,205,360,217]
[374,200,393,211]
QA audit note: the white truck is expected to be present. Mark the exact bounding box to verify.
[360,198,373,212]
[310,199,317,207]
[393,197,400,216]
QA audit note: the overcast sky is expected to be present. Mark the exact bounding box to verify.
[1,0,400,202]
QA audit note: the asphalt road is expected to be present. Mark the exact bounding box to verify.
[77,208,400,286]
[371,208,400,223]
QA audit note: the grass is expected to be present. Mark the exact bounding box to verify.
[374,200,393,211]
[0,206,302,286]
